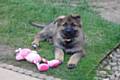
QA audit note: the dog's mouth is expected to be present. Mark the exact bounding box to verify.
[61,29,78,42]
[64,38,72,42]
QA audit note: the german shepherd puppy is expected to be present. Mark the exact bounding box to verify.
[31,15,85,69]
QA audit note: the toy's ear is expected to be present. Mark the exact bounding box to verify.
[15,48,22,53]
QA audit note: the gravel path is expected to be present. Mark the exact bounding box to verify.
[90,0,120,24]
[95,43,120,80]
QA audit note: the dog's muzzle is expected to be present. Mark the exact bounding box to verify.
[63,27,77,39]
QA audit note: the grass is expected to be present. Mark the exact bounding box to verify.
[0,0,120,80]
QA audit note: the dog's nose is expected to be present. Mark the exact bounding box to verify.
[64,27,74,34]
[63,27,76,39]
[65,28,72,33]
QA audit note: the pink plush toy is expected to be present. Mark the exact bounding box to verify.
[15,48,61,71]
[47,60,61,68]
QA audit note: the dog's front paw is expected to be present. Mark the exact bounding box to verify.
[67,64,76,69]
[32,44,38,49]
[32,42,39,49]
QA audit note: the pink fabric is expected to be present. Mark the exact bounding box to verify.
[37,63,49,71]
[16,48,31,60]
[47,60,61,68]
[19,48,31,57]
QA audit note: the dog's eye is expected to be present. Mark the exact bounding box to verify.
[63,23,67,26]
[71,23,77,26]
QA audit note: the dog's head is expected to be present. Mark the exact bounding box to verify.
[56,14,82,39]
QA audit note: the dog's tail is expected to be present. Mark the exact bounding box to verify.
[29,21,45,29]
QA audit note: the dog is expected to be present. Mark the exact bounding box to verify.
[31,14,85,69]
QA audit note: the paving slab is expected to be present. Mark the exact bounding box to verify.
[0,67,40,80]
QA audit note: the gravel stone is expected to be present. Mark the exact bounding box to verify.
[102,60,109,66]
[109,62,117,66]
[111,66,118,71]
[104,65,111,70]
[116,49,120,54]
[98,71,108,78]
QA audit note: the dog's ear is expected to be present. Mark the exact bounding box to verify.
[54,15,65,25]
[71,14,81,21]
[57,16,66,20]
[71,14,82,27]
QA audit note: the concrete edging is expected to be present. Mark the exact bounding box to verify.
[0,62,61,80]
